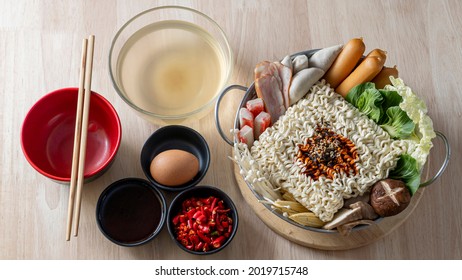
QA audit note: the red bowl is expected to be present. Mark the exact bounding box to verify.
[21,88,122,183]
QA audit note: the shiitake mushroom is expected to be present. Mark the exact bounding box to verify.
[370,179,411,217]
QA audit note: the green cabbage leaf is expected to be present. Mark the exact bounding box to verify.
[346,82,414,138]
[379,89,402,115]
[389,154,421,195]
[356,88,383,123]
[380,106,415,139]
[346,82,375,105]
[346,79,435,169]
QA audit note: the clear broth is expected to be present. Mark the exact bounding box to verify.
[116,20,228,116]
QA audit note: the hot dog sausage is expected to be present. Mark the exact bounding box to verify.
[335,55,385,97]
[323,38,366,88]
[371,65,399,89]
[366,49,387,61]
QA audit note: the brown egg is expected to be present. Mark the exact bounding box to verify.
[150,149,199,186]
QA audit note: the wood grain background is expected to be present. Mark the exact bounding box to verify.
[0,0,460,259]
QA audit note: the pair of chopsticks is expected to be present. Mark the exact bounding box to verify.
[66,35,95,241]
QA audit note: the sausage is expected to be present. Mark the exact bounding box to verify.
[323,38,366,88]
[371,65,399,89]
[350,48,387,74]
[335,56,385,97]
[366,49,387,61]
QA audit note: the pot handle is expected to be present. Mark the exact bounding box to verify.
[420,131,451,187]
[214,84,248,146]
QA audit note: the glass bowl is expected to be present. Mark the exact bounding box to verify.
[109,6,233,125]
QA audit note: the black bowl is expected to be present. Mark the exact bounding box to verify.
[96,178,167,247]
[140,125,210,192]
[167,186,239,255]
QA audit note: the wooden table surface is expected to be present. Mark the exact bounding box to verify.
[1,0,460,259]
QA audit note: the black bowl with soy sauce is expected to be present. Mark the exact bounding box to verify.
[96,178,167,247]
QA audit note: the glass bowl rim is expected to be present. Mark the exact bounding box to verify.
[108,5,234,120]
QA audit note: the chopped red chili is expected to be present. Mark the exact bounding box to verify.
[172,196,233,252]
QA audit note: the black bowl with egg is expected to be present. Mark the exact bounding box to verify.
[140,125,210,192]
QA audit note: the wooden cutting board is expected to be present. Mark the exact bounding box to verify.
[233,160,425,250]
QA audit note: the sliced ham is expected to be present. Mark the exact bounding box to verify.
[254,61,283,90]
[254,61,271,80]
[254,60,292,124]
[246,98,265,117]
[274,61,292,109]
[254,111,271,139]
[255,75,286,124]
[237,125,254,148]
[239,107,254,129]
[269,63,283,90]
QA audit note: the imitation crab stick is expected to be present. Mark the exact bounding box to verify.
[371,65,399,89]
[323,38,366,88]
[246,98,265,117]
[335,55,385,97]
[254,111,271,139]
[239,107,254,129]
[238,125,254,148]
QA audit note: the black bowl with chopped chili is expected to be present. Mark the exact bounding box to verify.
[167,185,238,255]
[96,178,167,247]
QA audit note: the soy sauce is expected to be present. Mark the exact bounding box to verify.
[98,182,162,244]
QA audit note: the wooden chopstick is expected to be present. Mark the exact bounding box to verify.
[72,35,95,237]
[66,38,88,241]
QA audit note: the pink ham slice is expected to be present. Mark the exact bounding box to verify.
[254,111,271,139]
[254,61,271,79]
[254,60,293,124]
[274,62,292,109]
[255,75,286,124]
[239,107,254,129]
[254,61,283,90]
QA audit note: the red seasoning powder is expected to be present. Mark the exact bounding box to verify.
[296,125,359,180]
